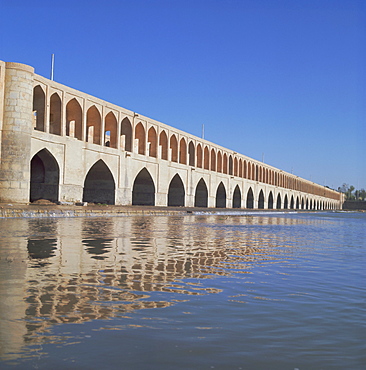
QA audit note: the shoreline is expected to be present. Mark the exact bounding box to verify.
[0,203,358,219]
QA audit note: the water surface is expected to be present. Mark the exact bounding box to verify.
[0,212,365,369]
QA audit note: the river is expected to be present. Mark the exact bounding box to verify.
[0,211,365,369]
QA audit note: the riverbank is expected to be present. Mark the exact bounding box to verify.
[0,202,354,219]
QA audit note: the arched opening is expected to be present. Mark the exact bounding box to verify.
[194,179,208,207]
[86,105,102,144]
[33,85,45,131]
[121,117,132,152]
[296,197,300,209]
[310,199,313,210]
[258,190,265,209]
[170,135,178,162]
[246,188,254,209]
[159,130,168,160]
[301,198,305,209]
[284,194,288,209]
[239,159,243,178]
[49,93,61,135]
[217,152,222,173]
[210,149,216,171]
[306,199,309,210]
[168,174,185,206]
[290,195,294,209]
[135,122,146,155]
[276,194,282,209]
[232,185,241,208]
[104,111,118,148]
[83,160,115,205]
[233,157,237,176]
[30,149,59,203]
[223,153,228,174]
[247,162,251,179]
[204,146,210,170]
[188,141,195,166]
[215,182,226,208]
[147,127,157,157]
[132,168,155,206]
[196,144,203,168]
[268,191,274,209]
[66,98,82,140]
[179,138,187,164]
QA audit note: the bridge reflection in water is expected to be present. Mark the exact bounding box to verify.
[0,214,304,361]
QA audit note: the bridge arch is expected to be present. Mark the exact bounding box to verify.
[284,194,288,209]
[121,117,133,152]
[33,85,46,131]
[66,98,82,140]
[168,174,185,207]
[179,138,187,164]
[296,196,300,209]
[290,195,294,209]
[170,135,178,162]
[132,168,155,206]
[232,185,241,208]
[204,146,210,170]
[276,193,281,209]
[246,187,254,209]
[148,126,157,157]
[104,111,118,148]
[188,141,195,166]
[196,143,203,168]
[210,149,216,171]
[86,105,102,144]
[258,189,265,209]
[215,182,226,208]
[30,148,60,203]
[135,122,146,155]
[49,92,61,136]
[83,160,115,205]
[194,178,208,207]
[159,130,168,160]
[268,191,274,209]
[223,153,228,174]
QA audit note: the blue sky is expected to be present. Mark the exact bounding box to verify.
[1,0,365,190]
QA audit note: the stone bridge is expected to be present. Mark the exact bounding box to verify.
[0,61,343,210]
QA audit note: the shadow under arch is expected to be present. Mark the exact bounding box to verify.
[30,148,60,203]
[168,174,185,206]
[258,189,265,209]
[194,178,208,207]
[232,185,241,208]
[246,187,254,209]
[132,168,155,206]
[268,191,274,209]
[83,160,115,205]
[215,182,226,208]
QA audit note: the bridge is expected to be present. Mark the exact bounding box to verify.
[0,61,343,210]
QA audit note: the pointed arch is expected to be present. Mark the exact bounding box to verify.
[268,191,274,209]
[215,182,226,208]
[238,159,243,178]
[203,146,209,170]
[223,153,228,174]
[296,197,300,209]
[30,149,59,203]
[86,105,102,144]
[33,85,45,131]
[83,160,115,205]
[217,151,222,173]
[121,117,133,152]
[159,130,168,160]
[276,194,282,209]
[148,126,157,157]
[258,189,265,209]
[188,141,195,166]
[246,188,254,209]
[196,143,203,168]
[135,122,146,155]
[179,138,187,164]
[104,111,118,148]
[290,195,294,209]
[132,168,155,205]
[49,93,61,135]
[284,194,288,209]
[232,185,241,208]
[233,157,238,176]
[66,98,82,140]
[194,179,208,207]
[170,135,178,162]
[168,174,185,206]
[210,149,216,171]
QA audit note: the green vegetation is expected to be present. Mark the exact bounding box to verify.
[338,184,366,201]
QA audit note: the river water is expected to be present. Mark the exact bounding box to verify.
[0,211,365,369]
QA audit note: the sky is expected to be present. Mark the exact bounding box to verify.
[1,0,365,190]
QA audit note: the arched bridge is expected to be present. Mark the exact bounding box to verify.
[0,61,344,210]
